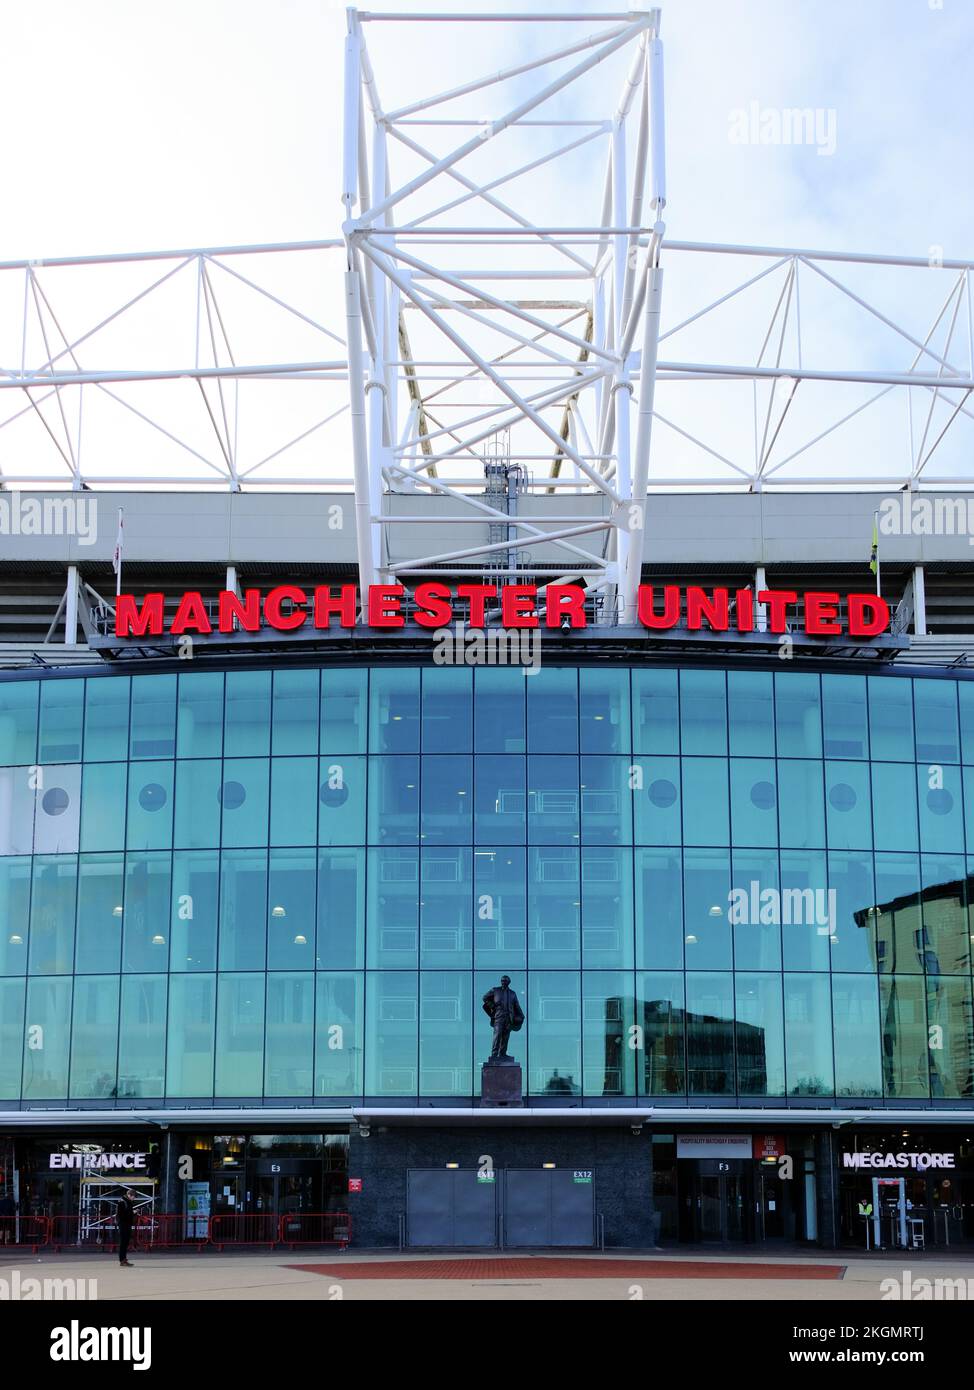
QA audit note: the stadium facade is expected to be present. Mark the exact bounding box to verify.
[2,488,974,1252]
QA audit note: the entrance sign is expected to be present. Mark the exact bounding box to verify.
[677,1134,752,1159]
[49,1151,147,1171]
[114,582,891,639]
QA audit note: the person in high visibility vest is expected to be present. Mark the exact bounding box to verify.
[858,1199,873,1219]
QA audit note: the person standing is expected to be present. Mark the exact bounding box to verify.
[116,1190,136,1267]
[0,1193,15,1245]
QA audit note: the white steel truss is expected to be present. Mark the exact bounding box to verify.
[0,8,972,623]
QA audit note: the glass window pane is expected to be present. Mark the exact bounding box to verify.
[775,672,822,757]
[218,849,267,971]
[580,669,631,754]
[366,848,418,968]
[265,973,313,1096]
[267,848,316,971]
[682,757,729,846]
[166,974,215,1097]
[270,757,318,846]
[75,853,124,973]
[927,975,974,1099]
[318,755,366,846]
[730,758,777,847]
[317,848,365,969]
[130,674,176,759]
[825,761,872,850]
[368,756,419,845]
[959,682,974,764]
[528,970,580,1097]
[118,975,167,1099]
[0,765,35,856]
[365,972,417,1095]
[868,676,915,761]
[474,754,525,844]
[176,671,224,758]
[822,674,869,759]
[321,669,368,753]
[880,974,929,1098]
[914,679,959,763]
[832,974,881,1097]
[680,670,726,755]
[315,972,363,1095]
[474,846,526,974]
[528,848,580,969]
[780,850,829,971]
[421,755,471,845]
[873,852,922,975]
[420,847,472,968]
[0,680,38,764]
[126,763,174,850]
[731,847,781,970]
[632,668,679,754]
[583,971,634,1096]
[28,855,77,974]
[220,758,269,847]
[871,763,918,852]
[784,974,833,1096]
[0,857,30,976]
[0,979,25,1098]
[686,972,734,1095]
[224,670,271,757]
[34,764,80,855]
[123,852,171,971]
[83,677,130,761]
[38,679,83,763]
[921,855,969,975]
[633,756,681,846]
[369,669,419,753]
[728,671,774,756]
[917,765,963,853]
[635,847,682,970]
[173,760,221,849]
[69,975,119,1098]
[527,755,578,846]
[421,668,472,753]
[580,756,632,845]
[776,760,825,849]
[828,851,875,972]
[638,971,685,1095]
[474,667,526,753]
[736,973,784,1095]
[23,977,72,1099]
[80,762,126,852]
[582,848,633,968]
[272,669,318,755]
[683,848,731,969]
[215,974,265,1096]
[170,849,219,972]
[527,667,578,753]
[420,971,472,1096]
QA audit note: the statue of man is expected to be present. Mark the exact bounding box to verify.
[482,975,524,1063]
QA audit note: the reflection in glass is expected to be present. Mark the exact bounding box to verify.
[685,972,734,1095]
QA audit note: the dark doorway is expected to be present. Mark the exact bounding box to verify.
[681,1161,752,1243]
[504,1169,595,1248]
[407,1169,496,1247]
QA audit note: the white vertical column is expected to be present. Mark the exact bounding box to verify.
[913,564,927,636]
[65,564,79,645]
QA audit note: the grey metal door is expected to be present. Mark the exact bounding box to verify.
[504,1169,595,1247]
[406,1169,496,1247]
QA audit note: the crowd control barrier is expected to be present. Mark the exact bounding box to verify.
[22,1211,351,1254]
[0,1215,49,1253]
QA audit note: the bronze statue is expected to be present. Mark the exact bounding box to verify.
[482,975,524,1064]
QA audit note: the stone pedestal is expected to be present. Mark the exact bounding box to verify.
[481,1060,523,1107]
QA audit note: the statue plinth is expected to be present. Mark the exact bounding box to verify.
[481,1060,523,1108]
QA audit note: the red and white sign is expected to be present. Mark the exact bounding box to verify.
[753,1134,787,1161]
[114,583,890,639]
[347,1178,363,1194]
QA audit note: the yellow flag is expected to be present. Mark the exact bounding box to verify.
[869,517,878,575]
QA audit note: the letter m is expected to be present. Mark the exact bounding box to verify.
[116,592,165,637]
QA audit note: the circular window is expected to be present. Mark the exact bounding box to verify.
[319,782,350,808]
[41,787,70,816]
[750,781,776,811]
[828,782,857,812]
[219,780,247,810]
[648,779,677,809]
[926,788,954,816]
[138,783,167,812]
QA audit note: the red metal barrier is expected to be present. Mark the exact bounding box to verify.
[0,1215,49,1253]
[136,1213,208,1251]
[209,1213,279,1251]
[50,1216,118,1253]
[278,1212,351,1250]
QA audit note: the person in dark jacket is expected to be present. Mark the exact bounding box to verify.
[116,1190,136,1267]
[0,1193,15,1244]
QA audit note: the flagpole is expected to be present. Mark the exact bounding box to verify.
[114,508,124,599]
[874,509,880,599]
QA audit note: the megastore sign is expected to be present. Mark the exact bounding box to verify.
[841,1151,956,1172]
[114,583,891,639]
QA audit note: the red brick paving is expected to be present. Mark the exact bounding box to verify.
[287,1257,844,1281]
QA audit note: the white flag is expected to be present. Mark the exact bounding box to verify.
[113,508,124,596]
